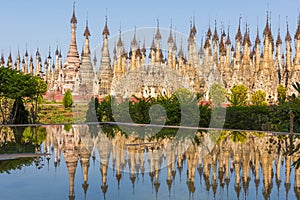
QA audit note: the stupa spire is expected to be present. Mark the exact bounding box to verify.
[65,2,80,67]
[83,17,91,56]
[102,16,110,37]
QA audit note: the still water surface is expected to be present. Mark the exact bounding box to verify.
[0,124,300,200]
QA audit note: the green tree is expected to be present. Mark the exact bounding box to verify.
[251,90,267,106]
[277,85,286,104]
[29,76,48,123]
[0,67,47,124]
[227,84,249,106]
[63,89,73,108]
[209,83,226,107]
[97,95,114,122]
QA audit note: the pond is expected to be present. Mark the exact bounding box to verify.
[0,124,300,200]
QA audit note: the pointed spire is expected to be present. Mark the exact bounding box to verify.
[25,48,28,57]
[225,25,231,45]
[168,20,174,43]
[84,18,91,38]
[117,29,123,47]
[173,34,177,51]
[285,19,292,42]
[199,36,204,55]
[59,48,62,58]
[131,26,137,47]
[55,46,59,56]
[35,48,40,57]
[235,16,242,42]
[204,35,211,49]
[221,23,226,38]
[212,20,219,42]
[192,14,197,35]
[207,24,212,38]
[263,11,271,37]
[70,1,77,24]
[155,19,162,40]
[276,26,282,46]
[189,18,194,39]
[8,51,12,61]
[150,34,155,51]
[102,16,110,36]
[255,23,261,45]
[243,22,251,46]
[48,46,52,59]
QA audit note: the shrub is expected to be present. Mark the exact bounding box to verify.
[227,84,248,106]
[251,90,267,106]
[277,85,286,104]
[62,89,73,109]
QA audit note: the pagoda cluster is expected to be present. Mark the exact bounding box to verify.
[1,7,300,102]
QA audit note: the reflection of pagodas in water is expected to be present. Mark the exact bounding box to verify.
[111,132,127,189]
[78,125,94,198]
[46,126,300,199]
[61,126,80,200]
[96,131,112,200]
[164,141,176,194]
[185,144,197,196]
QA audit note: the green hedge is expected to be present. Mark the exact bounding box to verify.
[94,97,299,133]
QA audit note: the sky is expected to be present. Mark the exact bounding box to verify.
[0,0,300,61]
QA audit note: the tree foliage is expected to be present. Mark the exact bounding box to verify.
[0,67,47,124]
[0,126,46,173]
[277,85,287,104]
[227,84,248,106]
[62,89,73,108]
[251,90,267,106]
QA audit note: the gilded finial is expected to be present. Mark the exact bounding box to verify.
[48,46,52,59]
[155,18,162,40]
[285,16,291,42]
[70,1,77,24]
[168,19,174,43]
[102,15,110,36]
[84,15,91,38]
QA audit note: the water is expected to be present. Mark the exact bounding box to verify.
[0,124,299,200]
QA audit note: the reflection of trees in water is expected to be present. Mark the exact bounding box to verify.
[0,126,47,173]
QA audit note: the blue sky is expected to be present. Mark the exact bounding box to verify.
[0,0,299,60]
